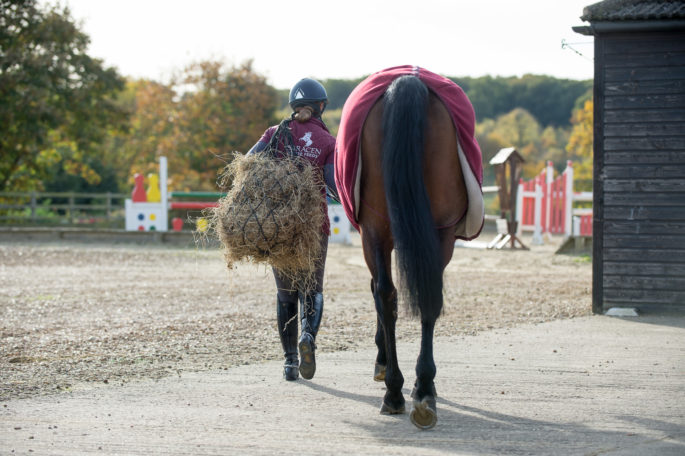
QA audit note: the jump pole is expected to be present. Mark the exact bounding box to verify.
[160,156,168,231]
[125,157,351,241]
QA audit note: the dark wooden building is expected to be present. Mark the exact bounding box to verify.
[574,0,685,314]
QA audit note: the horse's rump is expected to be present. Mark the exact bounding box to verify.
[334,65,484,240]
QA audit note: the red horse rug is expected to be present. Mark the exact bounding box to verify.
[334,65,484,240]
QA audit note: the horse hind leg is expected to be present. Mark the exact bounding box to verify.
[372,279,387,382]
[409,229,453,429]
[375,278,405,415]
[366,242,405,415]
[410,319,438,429]
[374,315,387,382]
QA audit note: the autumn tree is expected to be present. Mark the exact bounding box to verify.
[0,0,127,192]
[168,60,278,191]
[566,99,593,190]
[99,61,279,193]
[100,79,177,190]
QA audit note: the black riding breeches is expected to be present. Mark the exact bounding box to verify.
[273,234,329,303]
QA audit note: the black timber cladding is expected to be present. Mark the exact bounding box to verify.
[593,28,685,312]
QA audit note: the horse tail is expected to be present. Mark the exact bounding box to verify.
[381,75,443,322]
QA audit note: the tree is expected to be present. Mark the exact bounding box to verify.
[168,60,278,191]
[452,75,515,122]
[98,61,279,194]
[510,75,591,127]
[491,108,541,154]
[0,0,127,192]
[451,75,591,127]
[98,79,177,191]
[566,99,593,190]
[320,77,366,110]
[475,118,508,185]
[475,108,574,183]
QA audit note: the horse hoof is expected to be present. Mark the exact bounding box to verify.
[380,400,405,415]
[411,381,437,399]
[374,363,386,382]
[410,397,437,430]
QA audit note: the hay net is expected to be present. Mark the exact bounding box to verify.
[211,118,326,283]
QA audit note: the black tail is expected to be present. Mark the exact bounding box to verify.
[381,75,443,322]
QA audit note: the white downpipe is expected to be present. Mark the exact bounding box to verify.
[516,180,523,236]
[545,161,553,239]
[564,161,574,238]
[532,183,543,245]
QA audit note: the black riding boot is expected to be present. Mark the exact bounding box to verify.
[298,292,324,380]
[277,296,299,381]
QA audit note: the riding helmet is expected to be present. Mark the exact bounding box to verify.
[289,78,328,113]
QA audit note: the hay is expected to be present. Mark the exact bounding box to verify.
[210,151,325,283]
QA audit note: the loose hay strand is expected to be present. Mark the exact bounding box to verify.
[208,152,326,291]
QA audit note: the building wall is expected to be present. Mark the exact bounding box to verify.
[593,30,685,312]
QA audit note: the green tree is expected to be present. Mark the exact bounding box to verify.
[510,75,591,127]
[320,77,366,110]
[0,0,127,192]
[452,75,515,122]
[492,108,541,153]
[539,125,571,167]
[451,75,591,126]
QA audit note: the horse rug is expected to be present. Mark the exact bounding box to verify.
[334,65,484,240]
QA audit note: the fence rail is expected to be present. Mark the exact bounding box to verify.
[0,191,128,226]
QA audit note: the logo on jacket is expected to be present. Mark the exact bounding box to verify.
[299,132,313,147]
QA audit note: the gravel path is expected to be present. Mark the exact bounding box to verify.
[0,233,592,401]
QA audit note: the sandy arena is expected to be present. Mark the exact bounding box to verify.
[0,232,592,401]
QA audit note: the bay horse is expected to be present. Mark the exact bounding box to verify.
[357,75,470,429]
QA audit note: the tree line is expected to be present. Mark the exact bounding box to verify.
[286,74,591,128]
[1,1,593,198]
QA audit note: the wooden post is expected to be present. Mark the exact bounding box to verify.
[489,147,528,250]
[106,192,112,222]
[30,192,37,222]
[68,193,75,224]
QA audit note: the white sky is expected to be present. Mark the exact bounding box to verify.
[53,0,595,89]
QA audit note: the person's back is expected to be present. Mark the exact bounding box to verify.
[258,115,334,169]
[246,77,336,382]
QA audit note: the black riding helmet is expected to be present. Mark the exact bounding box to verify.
[289,78,328,115]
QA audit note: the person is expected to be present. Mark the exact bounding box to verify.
[247,78,337,381]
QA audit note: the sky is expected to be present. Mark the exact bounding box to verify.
[53,0,596,89]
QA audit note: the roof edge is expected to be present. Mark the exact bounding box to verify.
[574,19,685,34]
[581,0,685,22]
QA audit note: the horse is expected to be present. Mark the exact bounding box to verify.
[336,67,482,429]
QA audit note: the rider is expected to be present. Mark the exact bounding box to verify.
[247,78,337,381]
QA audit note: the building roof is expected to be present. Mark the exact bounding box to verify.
[489,147,523,166]
[581,0,685,22]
